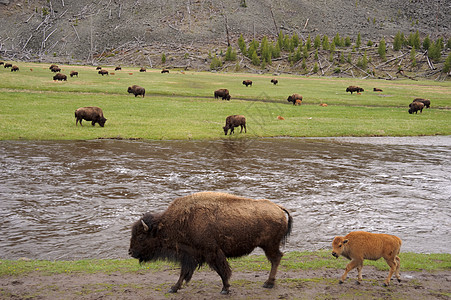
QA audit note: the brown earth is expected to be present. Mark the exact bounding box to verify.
[2,267,450,299]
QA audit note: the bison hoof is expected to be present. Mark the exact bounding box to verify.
[355,281,361,285]
[383,283,389,287]
[338,280,344,284]
[263,282,274,289]
[220,289,229,295]
[397,279,401,283]
[168,288,178,293]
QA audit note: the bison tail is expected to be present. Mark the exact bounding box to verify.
[280,207,293,245]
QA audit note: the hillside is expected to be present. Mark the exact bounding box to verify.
[0,0,450,77]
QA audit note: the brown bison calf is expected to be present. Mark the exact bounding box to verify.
[128,85,146,97]
[332,231,402,286]
[223,115,246,135]
[214,88,231,100]
[271,78,278,85]
[70,71,78,77]
[98,69,109,76]
[409,101,424,114]
[242,80,253,87]
[75,106,107,127]
[413,98,430,108]
[287,94,303,105]
[129,191,292,294]
[53,73,67,81]
[346,86,364,94]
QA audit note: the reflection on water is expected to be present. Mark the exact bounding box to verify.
[0,136,450,260]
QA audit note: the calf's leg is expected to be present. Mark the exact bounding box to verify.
[340,259,361,284]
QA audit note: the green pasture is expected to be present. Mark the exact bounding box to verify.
[1,251,449,276]
[0,62,450,140]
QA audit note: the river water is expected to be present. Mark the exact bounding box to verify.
[0,136,450,260]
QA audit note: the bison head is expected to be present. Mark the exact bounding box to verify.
[223,126,229,135]
[129,213,162,263]
[331,236,348,258]
[98,117,107,127]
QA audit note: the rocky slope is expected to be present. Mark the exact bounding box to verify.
[0,0,450,70]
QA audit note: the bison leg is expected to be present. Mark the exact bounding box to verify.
[169,256,197,293]
[383,257,399,286]
[261,246,283,289]
[339,259,361,284]
[206,249,232,294]
[91,121,96,126]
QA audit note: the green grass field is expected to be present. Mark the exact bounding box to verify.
[0,62,450,140]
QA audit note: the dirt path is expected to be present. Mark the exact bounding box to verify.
[1,267,450,299]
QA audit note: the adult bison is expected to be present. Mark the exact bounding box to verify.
[129,191,292,294]
[271,78,278,85]
[140,67,146,72]
[128,85,146,97]
[11,65,19,72]
[74,106,107,127]
[98,69,108,76]
[161,69,169,73]
[346,86,364,94]
[50,66,61,72]
[408,101,424,114]
[287,94,303,105]
[4,63,12,68]
[70,71,78,77]
[332,231,402,286]
[223,115,246,135]
[53,73,67,81]
[373,88,383,92]
[214,88,231,100]
[115,66,122,71]
[242,80,252,87]
[413,98,430,108]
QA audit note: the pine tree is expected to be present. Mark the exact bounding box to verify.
[251,50,260,66]
[225,46,237,61]
[238,34,246,54]
[422,35,431,50]
[322,35,330,50]
[410,47,417,67]
[314,35,321,49]
[378,37,386,60]
[443,52,451,73]
[306,35,312,50]
[393,31,403,51]
[356,32,362,48]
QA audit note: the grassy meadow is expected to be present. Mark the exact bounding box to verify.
[0,62,450,140]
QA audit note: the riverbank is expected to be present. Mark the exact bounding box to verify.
[1,252,450,299]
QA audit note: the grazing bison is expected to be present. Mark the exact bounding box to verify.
[127,85,146,97]
[413,98,430,108]
[214,88,231,100]
[346,86,364,94]
[271,78,278,85]
[4,63,12,68]
[161,69,169,73]
[129,191,292,294]
[98,69,109,76]
[373,88,383,92]
[332,231,402,286]
[50,66,61,72]
[11,65,19,72]
[242,80,253,87]
[96,66,102,70]
[0,61,4,65]
[49,64,58,70]
[70,71,78,77]
[287,94,303,105]
[223,115,246,135]
[75,106,107,127]
[53,73,67,81]
[115,66,122,71]
[140,67,146,72]
[408,101,424,114]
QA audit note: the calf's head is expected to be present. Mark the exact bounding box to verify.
[331,236,348,258]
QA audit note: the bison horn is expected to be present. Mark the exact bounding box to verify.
[141,220,149,232]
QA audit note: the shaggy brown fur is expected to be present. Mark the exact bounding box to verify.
[4,63,13,68]
[242,80,253,87]
[214,88,231,100]
[271,78,278,85]
[139,67,146,72]
[408,101,424,114]
[223,115,246,135]
[127,85,146,97]
[98,69,108,76]
[332,231,402,286]
[74,106,107,127]
[373,88,383,92]
[129,191,292,295]
[287,94,302,105]
[70,71,78,77]
[413,98,430,108]
[161,69,169,73]
[11,65,19,72]
[50,66,61,72]
[346,86,364,94]
[115,66,122,71]
[53,73,67,81]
